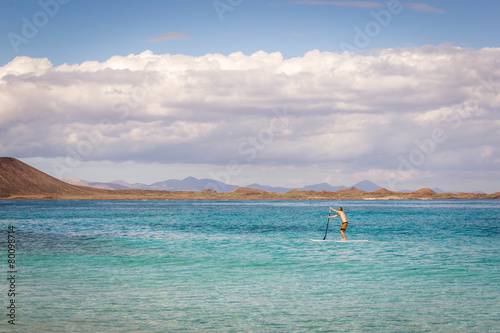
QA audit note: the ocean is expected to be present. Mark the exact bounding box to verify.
[1,200,499,332]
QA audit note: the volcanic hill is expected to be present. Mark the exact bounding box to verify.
[0,157,107,199]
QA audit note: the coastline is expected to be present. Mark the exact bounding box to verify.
[1,158,498,201]
[1,187,499,201]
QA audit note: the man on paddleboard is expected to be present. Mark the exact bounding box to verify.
[329,207,348,241]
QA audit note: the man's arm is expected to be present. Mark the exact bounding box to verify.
[330,207,339,213]
[329,214,339,218]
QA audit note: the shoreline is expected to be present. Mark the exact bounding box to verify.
[2,158,498,201]
[1,187,499,201]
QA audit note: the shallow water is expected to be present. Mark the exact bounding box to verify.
[1,200,499,332]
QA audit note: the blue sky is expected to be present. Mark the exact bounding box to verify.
[1,1,500,193]
[2,0,500,65]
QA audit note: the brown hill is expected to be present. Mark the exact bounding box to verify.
[226,187,278,199]
[230,187,267,195]
[363,188,401,199]
[406,188,438,199]
[373,188,395,195]
[0,157,106,199]
[332,187,367,198]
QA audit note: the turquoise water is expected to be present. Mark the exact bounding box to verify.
[1,200,499,332]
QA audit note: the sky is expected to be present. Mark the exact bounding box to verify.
[0,0,499,193]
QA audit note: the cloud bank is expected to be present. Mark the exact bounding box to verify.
[0,45,499,190]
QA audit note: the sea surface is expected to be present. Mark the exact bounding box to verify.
[0,200,499,332]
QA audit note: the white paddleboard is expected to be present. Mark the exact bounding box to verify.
[310,239,369,243]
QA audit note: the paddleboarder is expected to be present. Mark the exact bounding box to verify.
[329,207,348,241]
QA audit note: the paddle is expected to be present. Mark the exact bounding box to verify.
[323,209,332,240]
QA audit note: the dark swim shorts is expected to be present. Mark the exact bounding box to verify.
[340,222,348,231]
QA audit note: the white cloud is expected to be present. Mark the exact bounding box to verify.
[1,45,499,191]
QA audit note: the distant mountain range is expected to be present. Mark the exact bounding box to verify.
[1,157,497,200]
[61,177,384,193]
